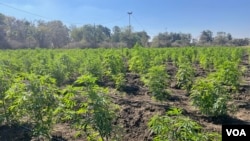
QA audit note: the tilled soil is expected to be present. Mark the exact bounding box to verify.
[1,58,250,141]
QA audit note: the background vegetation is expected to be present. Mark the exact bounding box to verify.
[0,13,249,49]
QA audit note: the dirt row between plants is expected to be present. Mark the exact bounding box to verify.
[1,58,250,141]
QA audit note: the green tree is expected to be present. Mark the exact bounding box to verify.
[36,20,69,48]
[4,17,37,48]
[213,32,229,46]
[80,24,111,48]
[134,31,150,47]
[111,26,121,43]
[151,32,191,47]
[47,20,70,48]
[231,38,249,46]
[199,30,213,45]
[70,25,84,42]
[0,13,10,48]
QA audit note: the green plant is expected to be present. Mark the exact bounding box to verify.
[190,78,231,116]
[5,73,58,138]
[82,56,104,80]
[55,74,119,141]
[175,62,195,94]
[102,52,126,89]
[209,61,241,91]
[148,108,221,141]
[51,61,69,86]
[199,54,213,71]
[150,55,165,66]
[102,52,125,76]
[0,68,13,125]
[166,107,182,116]
[142,65,170,101]
[128,48,151,74]
[112,73,126,89]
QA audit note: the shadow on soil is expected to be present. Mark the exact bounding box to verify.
[201,115,250,125]
[0,124,67,141]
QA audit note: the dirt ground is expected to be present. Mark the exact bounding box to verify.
[0,54,250,141]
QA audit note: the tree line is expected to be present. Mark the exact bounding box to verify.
[0,13,249,49]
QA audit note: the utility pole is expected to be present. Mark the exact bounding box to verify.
[93,23,96,48]
[127,12,133,47]
[127,12,132,34]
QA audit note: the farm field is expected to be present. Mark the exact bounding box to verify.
[0,46,250,141]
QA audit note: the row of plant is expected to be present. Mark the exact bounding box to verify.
[0,47,245,87]
[0,47,248,140]
[147,61,243,141]
[0,72,119,140]
[190,60,242,117]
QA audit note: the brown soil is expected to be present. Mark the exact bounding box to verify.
[1,56,250,141]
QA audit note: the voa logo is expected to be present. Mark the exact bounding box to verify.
[226,129,246,136]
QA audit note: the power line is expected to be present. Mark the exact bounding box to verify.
[0,1,157,39]
[0,2,86,25]
[0,2,51,20]
[131,14,144,31]
[131,14,156,38]
[0,2,127,27]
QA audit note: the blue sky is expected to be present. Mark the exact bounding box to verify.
[0,0,249,39]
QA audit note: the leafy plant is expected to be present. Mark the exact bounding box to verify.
[190,78,231,116]
[150,54,165,66]
[0,47,247,141]
[166,107,183,116]
[0,68,13,125]
[148,108,221,141]
[50,61,69,86]
[128,48,151,74]
[102,52,126,89]
[142,65,170,101]
[102,52,125,76]
[5,73,59,138]
[209,61,241,91]
[199,54,213,71]
[112,73,126,89]
[82,55,104,80]
[56,74,119,141]
[175,62,195,94]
